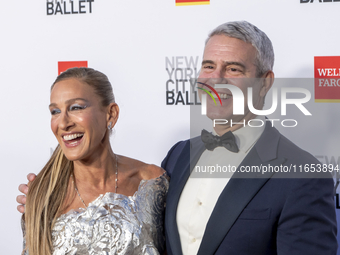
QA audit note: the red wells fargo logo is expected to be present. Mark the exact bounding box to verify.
[314,56,340,103]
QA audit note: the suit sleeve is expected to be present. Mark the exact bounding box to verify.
[277,176,337,255]
[161,140,187,178]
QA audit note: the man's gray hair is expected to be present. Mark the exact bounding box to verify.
[206,21,274,76]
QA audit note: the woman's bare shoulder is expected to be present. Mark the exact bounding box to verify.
[139,164,165,180]
[118,155,165,180]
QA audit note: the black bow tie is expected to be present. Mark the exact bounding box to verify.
[201,129,239,152]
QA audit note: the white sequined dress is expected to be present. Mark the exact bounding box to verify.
[22,173,169,255]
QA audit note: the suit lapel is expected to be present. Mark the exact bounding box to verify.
[197,124,284,255]
[166,137,206,255]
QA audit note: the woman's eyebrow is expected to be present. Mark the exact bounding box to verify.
[49,98,89,108]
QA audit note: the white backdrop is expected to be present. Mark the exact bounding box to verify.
[1,0,339,253]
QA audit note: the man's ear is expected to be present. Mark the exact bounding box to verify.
[107,103,119,128]
[260,71,274,97]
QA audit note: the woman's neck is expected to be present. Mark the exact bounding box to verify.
[73,147,117,191]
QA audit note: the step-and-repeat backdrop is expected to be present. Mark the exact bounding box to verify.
[1,0,339,253]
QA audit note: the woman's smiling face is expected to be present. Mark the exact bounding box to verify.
[49,78,109,162]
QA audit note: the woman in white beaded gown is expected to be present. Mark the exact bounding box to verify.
[21,67,168,255]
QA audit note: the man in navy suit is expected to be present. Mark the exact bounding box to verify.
[161,21,337,255]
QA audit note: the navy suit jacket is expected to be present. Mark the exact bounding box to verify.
[161,122,337,255]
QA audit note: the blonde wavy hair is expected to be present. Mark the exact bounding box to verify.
[23,67,115,255]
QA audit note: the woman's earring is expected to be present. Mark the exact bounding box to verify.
[108,122,112,130]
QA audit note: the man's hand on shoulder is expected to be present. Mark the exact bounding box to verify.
[16,173,36,213]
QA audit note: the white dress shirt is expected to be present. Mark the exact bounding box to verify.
[176,117,265,255]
